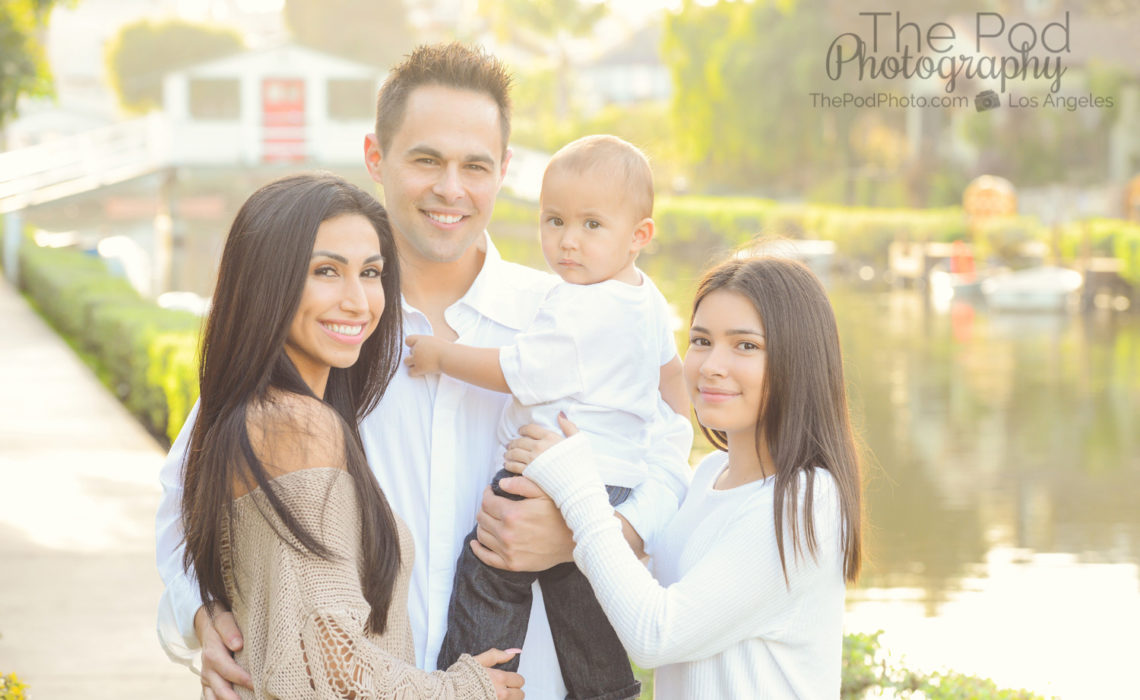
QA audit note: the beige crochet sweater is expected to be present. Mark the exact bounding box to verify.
[223,467,495,699]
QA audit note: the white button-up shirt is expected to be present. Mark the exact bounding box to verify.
[155,235,694,699]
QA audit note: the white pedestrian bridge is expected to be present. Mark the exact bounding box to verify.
[1,115,169,216]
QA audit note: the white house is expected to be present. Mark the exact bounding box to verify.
[580,24,671,112]
[162,43,383,167]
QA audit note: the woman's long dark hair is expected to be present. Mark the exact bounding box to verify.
[692,255,863,583]
[182,172,403,633]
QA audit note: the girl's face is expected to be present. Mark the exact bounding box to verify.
[683,289,767,440]
[285,213,386,397]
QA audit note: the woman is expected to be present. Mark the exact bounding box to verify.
[505,255,863,698]
[180,173,522,699]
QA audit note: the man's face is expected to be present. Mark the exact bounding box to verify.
[365,85,509,267]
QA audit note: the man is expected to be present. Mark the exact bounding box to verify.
[155,43,692,699]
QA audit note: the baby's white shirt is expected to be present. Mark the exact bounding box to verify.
[497,271,676,487]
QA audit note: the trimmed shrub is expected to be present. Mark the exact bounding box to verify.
[509,193,1130,286]
[840,631,1046,700]
[653,197,966,269]
[148,331,201,441]
[18,239,200,445]
[973,216,1051,264]
[1058,218,1140,288]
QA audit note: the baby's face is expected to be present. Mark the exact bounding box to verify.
[539,167,644,285]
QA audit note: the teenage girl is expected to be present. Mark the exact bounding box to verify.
[505,255,863,699]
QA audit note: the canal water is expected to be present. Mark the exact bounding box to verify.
[25,185,1140,699]
[832,291,1140,699]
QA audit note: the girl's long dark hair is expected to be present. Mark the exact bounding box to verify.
[182,172,403,633]
[692,255,863,583]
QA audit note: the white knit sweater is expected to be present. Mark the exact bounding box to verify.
[524,435,847,699]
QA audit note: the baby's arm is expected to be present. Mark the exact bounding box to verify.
[659,356,689,417]
[405,335,510,393]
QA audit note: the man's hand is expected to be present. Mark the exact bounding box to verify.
[472,648,525,700]
[472,478,574,572]
[502,416,648,561]
[404,334,450,377]
[194,603,252,700]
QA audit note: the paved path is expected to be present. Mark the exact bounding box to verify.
[0,274,198,699]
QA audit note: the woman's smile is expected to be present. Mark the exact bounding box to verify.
[319,320,369,342]
[696,386,740,403]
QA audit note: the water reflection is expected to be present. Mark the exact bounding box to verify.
[833,290,1140,697]
[839,292,1140,595]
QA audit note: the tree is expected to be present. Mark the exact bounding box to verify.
[0,0,66,128]
[959,62,1130,187]
[480,0,606,119]
[284,0,413,70]
[663,0,841,195]
[104,19,243,114]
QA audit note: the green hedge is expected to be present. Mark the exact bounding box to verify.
[637,630,1045,699]
[1058,218,1140,288]
[840,631,1045,699]
[495,195,969,269]
[19,240,200,445]
[972,215,1051,262]
[654,197,983,268]
[493,194,1139,287]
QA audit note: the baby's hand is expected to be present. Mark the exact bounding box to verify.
[503,413,579,474]
[405,335,449,377]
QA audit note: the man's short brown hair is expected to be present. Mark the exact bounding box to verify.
[375,43,512,155]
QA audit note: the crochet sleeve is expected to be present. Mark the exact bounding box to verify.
[260,472,496,699]
[285,611,495,699]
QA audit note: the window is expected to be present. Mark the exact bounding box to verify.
[327,79,375,121]
[189,79,241,120]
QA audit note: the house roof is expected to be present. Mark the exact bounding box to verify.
[590,24,664,68]
[170,42,384,80]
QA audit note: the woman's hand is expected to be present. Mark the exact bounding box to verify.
[503,413,579,475]
[472,648,525,699]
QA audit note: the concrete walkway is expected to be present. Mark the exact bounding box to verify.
[0,274,198,699]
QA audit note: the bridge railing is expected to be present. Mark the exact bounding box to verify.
[0,114,170,215]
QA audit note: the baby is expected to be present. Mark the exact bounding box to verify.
[407,134,686,700]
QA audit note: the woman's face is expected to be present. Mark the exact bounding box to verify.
[285,213,386,396]
[683,289,767,439]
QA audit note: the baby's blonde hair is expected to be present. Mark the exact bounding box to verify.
[543,135,654,221]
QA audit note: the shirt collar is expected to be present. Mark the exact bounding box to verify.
[399,233,548,332]
[459,233,544,330]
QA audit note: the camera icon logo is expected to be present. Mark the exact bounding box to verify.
[974,90,1001,112]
